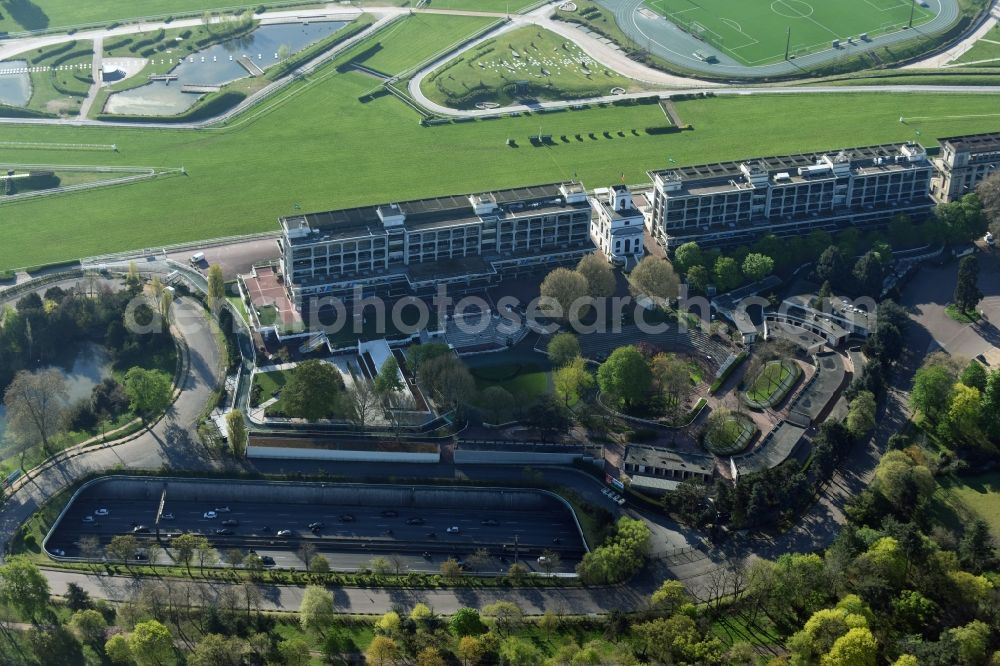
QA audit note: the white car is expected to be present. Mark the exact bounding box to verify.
[446,526,460,534]
[81,515,95,523]
[160,513,174,521]
[214,507,231,513]
[94,508,109,516]
[276,529,293,537]
[51,548,65,557]
[203,511,218,519]
[537,556,549,564]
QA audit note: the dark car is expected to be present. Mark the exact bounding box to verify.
[215,528,234,536]
[381,510,399,517]
[132,525,150,534]
[338,514,355,523]
[133,553,148,561]
[308,522,324,530]
[481,519,499,526]
[405,517,425,525]
[221,519,239,527]
[260,555,276,566]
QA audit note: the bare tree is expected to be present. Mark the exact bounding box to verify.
[538,550,561,576]
[3,369,69,451]
[298,542,317,569]
[349,381,381,430]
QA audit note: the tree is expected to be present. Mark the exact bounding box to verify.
[547,332,581,367]
[106,534,138,564]
[499,637,543,666]
[373,355,404,397]
[309,556,330,573]
[188,634,246,666]
[207,264,225,312]
[170,532,206,574]
[349,381,381,429]
[948,382,982,440]
[673,241,704,273]
[0,556,50,621]
[539,267,589,320]
[981,369,1000,437]
[822,626,877,666]
[507,562,529,583]
[959,519,996,573]
[816,246,849,290]
[366,636,400,665]
[852,251,884,298]
[123,367,173,421]
[538,549,561,575]
[978,171,1000,226]
[125,260,143,294]
[576,517,651,584]
[416,646,447,666]
[742,253,774,282]
[954,255,983,314]
[846,391,876,438]
[554,356,593,406]
[128,620,175,666]
[456,635,486,666]
[450,607,487,637]
[910,364,957,421]
[283,359,346,421]
[478,385,515,424]
[105,634,132,664]
[299,585,334,633]
[576,253,616,298]
[65,582,92,611]
[3,369,69,450]
[629,255,680,305]
[440,558,463,580]
[650,579,689,613]
[277,637,312,666]
[225,410,247,457]
[874,450,935,512]
[651,353,692,418]
[418,354,476,412]
[375,610,401,635]
[224,548,244,569]
[712,256,742,292]
[297,542,317,569]
[686,264,711,295]
[948,620,991,665]
[597,345,651,408]
[482,601,524,637]
[68,609,107,645]
[960,360,988,392]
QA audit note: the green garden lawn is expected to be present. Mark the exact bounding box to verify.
[2,14,1000,270]
[643,0,933,65]
[942,473,1000,540]
[422,26,639,108]
[252,369,291,412]
[953,25,1000,65]
[471,361,550,403]
[745,359,801,407]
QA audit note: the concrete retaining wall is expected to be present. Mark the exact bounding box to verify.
[454,450,588,465]
[246,446,440,463]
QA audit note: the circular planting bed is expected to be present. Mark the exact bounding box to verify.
[704,412,757,455]
[743,359,802,409]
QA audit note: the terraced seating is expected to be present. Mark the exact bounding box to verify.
[443,311,528,351]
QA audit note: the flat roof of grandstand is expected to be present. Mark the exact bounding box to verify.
[623,445,714,476]
[734,421,807,476]
[280,182,588,243]
[940,132,1000,153]
[788,352,846,426]
[648,143,923,182]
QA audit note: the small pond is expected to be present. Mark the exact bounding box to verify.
[0,60,31,107]
[105,21,348,116]
[0,342,112,445]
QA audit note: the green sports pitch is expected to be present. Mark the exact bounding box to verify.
[642,0,935,65]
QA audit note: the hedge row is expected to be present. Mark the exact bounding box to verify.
[0,104,56,119]
[29,40,76,65]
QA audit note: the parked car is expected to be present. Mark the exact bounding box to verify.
[94,508,110,516]
[446,526,460,534]
[222,519,240,527]
[203,511,218,519]
[276,529,292,537]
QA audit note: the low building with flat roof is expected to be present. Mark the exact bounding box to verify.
[622,445,715,494]
[647,143,933,252]
[278,182,593,308]
[932,132,1000,202]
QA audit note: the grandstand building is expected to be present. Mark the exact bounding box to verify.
[932,132,1000,203]
[646,143,934,252]
[589,184,645,266]
[278,182,592,308]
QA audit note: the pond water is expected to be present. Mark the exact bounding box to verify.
[0,343,112,444]
[105,21,348,116]
[0,60,31,107]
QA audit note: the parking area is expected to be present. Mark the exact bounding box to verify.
[45,478,587,574]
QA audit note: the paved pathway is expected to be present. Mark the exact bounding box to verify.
[906,0,1000,68]
[77,36,103,119]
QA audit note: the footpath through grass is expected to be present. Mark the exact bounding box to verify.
[422,25,639,108]
[954,25,1000,65]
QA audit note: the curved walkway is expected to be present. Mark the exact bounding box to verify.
[906,0,1000,67]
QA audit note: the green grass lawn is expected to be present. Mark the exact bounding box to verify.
[345,13,497,76]
[704,413,755,455]
[943,473,1000,539]
[954,25,1000,65]
[471,361,549,403]
[945,302,982,323]
[3,13,1000,270]
[746,360,792,402]
[251,368,291,412]
[422,25,639,108]
[16,39,94,115]
[644,0,933,66]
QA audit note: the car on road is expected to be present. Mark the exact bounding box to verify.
[446,526,460,534]
[260,556,276,566]
[51,548,65,556]
[405,517,424,525]
[381,510,399,517]
[94,509,109,516]
[307,522,324,530]
[276,529,293,538]
[215,528,234,536]
[222,519,240,527]
[422,552,432,559]
[338,514,355,522]
[203,511,218,519]
[134,553,148,562]
[132,525,150,534]
[160,513,174,521]
[214,507,231,513]
[481,519,499,526]
[81,516,95,523]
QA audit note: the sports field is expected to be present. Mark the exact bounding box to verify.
[643,0,934,65]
